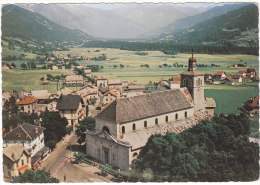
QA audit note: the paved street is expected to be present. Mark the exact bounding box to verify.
[40,134,113,182]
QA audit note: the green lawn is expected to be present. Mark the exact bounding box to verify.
[2,69,70,93]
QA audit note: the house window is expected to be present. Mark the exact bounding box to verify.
[132,124,136,131]
[155,118,158,125]
[21,159,24,166]
[185,111,188,118]
[21,107,24,111]
[133,152,138,157]
[144,121,147,128]
[122,126,125,134]
[176,114,178,120]
[166,116,168,122]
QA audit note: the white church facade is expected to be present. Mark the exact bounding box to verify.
[85,55,216,170]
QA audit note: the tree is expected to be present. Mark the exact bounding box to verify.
[12,169,59,183]
[21,63,27,69]
[120,64,124,69]
[3,96,18,115]
[75,117,96,144]
[40,111,68,149]
[11,63,16,68]
[129,114,259,182]
[40,77,44,81]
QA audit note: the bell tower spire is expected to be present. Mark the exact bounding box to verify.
[180,50,205,112]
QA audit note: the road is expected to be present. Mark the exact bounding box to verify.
[40,133,113,182]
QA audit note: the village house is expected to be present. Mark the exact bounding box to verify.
[225,77,236,85]
[101,89,120,106]
[241,96,259,116]
[2,91,11,106]
[214,71,227,80]
[108,79,123,94]
[84,69,92,77]
[231,75,243,83]
[2,63,11,69]
[3,123,49,170]
[84,56,92,60]
[85,55,216,170]
[51,64,58,70]
[75,85,99,105]
[3,144,31,181]
[57,95,86,129]
[63,75,84,86]
[16,96,38,114]
[59,87,73,96]
[123,85,145,97]
[170,77,181,89]
[96,75,108,88]
[238,71,246,77]
[122,80,129,87]
[246,68,256,76]
[46,57,56,61]
[246,72,255,78]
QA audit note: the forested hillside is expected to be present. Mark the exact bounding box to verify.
[2,5,91,44]
[164,4,258,47]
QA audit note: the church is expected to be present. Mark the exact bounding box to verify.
[85,55,216,170]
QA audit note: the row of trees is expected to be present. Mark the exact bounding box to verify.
[124,113,258,182]
[84,40,259,55]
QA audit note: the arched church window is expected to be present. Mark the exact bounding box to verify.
[132,123,136,131]
[175,114,178,120]
[102,126,110,134]
[155,118,158,125]
[198,78,201,86]
[185,111,187,118]
[144,121,147,128]
[133,152,138,157]
[166,116,168,122]
[122,126,125,134]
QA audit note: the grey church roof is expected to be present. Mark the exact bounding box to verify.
[4,123,45,141]
[96,89,193,124]
[56,94,81,110]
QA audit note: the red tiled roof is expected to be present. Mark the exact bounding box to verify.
[238,71,245,74]
[246,96,259,108]
[246,72,253,76]
[216,71,225,75]
[172,77,181,81]
[17,96,37,105]
[170,77,181,84]
[103,89,118,97]
[226,77,235,82]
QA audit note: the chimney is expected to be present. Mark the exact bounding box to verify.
[35,127,39,134]
[9,126,13,132]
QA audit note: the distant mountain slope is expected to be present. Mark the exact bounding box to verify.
[169,4,258,46]
[143,3,249,39]
[2,5,91,43]
[19,4,205,39]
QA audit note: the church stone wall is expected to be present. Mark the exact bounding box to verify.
[119,108,194,136]
[85,134,131,170]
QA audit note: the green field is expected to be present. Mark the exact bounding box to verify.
[2,69,70,93]
[55,48,259,84]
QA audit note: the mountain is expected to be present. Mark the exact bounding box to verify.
[152,3,250,38]
[19,4,206,39]
[2,5,91,43]
[163,4,258,47]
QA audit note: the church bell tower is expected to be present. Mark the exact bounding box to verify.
[180,51,205,112]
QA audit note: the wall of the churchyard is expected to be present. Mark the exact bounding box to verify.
[119,108,194,136]
[85,134,131,170]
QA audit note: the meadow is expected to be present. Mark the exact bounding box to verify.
[2,69,69,92]
[55,47,259,84]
